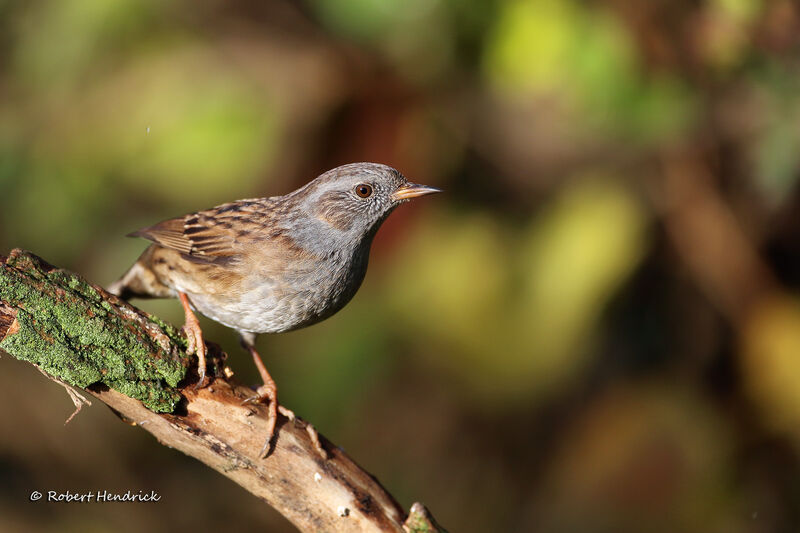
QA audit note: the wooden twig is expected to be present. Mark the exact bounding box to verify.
[0,249,444,533]
[32,364,93,425]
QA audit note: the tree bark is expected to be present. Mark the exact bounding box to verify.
[0,249,445,533]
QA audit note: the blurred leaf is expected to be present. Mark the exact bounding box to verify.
[701,0,762,69]
[386,178,648,406]
[752,65,800,203]
[741,293,800,442]
[483,0,694,141]
[714,0,760,22]
[310,0,455,83]
[484,0,581,94]
[517,178,648,385]
[13,0,159,87]
[30,47,279,205]
[310,0,438,42]
[385,210,508,397]
[120,71,278,201]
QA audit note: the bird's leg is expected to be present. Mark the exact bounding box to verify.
[240,334,326,459]
[178,292,208,389]
[241,340,278,457]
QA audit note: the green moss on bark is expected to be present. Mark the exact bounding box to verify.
[0,250,191,412]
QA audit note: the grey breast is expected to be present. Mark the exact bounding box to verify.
[193,241,370,335]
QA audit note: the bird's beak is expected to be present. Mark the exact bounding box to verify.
[392,183,443,201]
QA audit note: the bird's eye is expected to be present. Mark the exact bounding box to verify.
[355,184,373,198]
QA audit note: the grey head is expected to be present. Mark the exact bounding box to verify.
[292,162,441,247]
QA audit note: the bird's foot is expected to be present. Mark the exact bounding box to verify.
[243,383,278,457]
[277,405,327,459]
[181,323,209,389]
[179,293,209,389]
[242,386,326,459]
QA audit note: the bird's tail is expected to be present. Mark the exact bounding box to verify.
[107,264,143,300]
[107,250,171,300]
[106,276,134,300]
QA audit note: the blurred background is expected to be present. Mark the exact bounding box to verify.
[1,0,800,531]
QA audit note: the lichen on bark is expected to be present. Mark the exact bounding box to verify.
[0,249,191,412]
[402,503,447,533]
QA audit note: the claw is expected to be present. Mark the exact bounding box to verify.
[194,366,208,390]
[241,384,277,457]
[278,405,327,459]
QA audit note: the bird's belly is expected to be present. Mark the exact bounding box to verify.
[187,265,364,334]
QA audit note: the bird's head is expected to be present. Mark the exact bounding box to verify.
[305,162,441,239]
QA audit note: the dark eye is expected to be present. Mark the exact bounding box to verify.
[355,184,373,198]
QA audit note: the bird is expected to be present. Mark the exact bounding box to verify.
[108,162,441,457]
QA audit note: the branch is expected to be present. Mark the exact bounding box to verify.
[0,249,445,533]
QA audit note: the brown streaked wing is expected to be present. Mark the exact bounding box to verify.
[128,205,253,259]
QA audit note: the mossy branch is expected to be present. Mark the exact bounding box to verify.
[0,249,445,533]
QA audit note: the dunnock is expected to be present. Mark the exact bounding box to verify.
[109,162,440,456]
